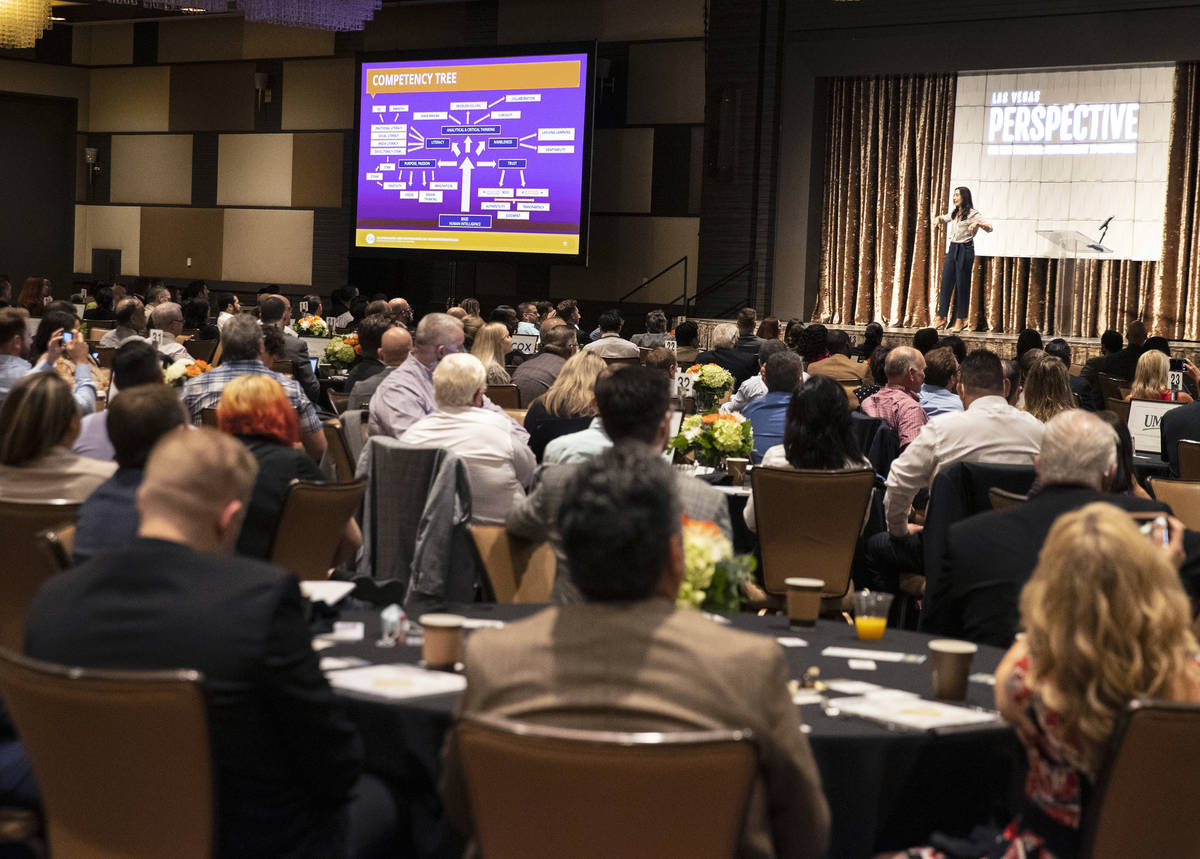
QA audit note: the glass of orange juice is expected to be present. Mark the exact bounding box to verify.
[852,590,893,640]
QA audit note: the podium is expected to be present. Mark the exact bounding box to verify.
[1036,230,1111,337]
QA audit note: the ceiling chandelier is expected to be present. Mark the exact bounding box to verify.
[0,0,54,50]
[107,0,384,31]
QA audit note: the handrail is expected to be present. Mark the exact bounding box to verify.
[690,261,753,307]
[619,256,688,304]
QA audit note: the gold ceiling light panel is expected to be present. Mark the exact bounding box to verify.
[0,0,54,49]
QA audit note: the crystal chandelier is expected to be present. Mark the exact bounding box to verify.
[0,0,54,49]
[105,0,383,31]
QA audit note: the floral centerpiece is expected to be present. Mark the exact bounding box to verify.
[165,360,212,388]
[677,516,756,614]
[324,335,361,372]
[668,412,753,469]
[293,315,329,338]
[685,362,734,413]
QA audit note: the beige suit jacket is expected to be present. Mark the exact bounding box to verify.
[806,353,868,383]
[440,600,830,859]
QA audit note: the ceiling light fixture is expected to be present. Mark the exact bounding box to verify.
[0,0,54,49]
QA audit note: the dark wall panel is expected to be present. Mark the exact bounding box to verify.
[169,62,255,131]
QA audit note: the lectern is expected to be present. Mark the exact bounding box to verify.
[1036,230,1112,336]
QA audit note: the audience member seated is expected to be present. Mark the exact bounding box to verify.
[16,276,49,316]
[349,325,411,411]
[508,366,732,598]
[401,354,535,526]
[1002,356,1022,406]
[512,322,576,407]
[721,339,791,414]
[515,301,540,336]
[918,346,962,417]
[939,333,966,364]
[582,309,640,358]
[216,293,240,330]
[83,284,115,321]
[734,307,765,354]
[807,329,868,384]
[1096,410,1154,499]
[489,304,519,336]
[1016,347,1044,406]
[0,373,115,501]
[183,298,220,340]
[0,276,11,308]
[924,410,1172,646]
[388,297,414,330]
[98,297,147,348]
[461,314,484,350]
[797,323,828,366]
[1079,327,1123,406]
[1090,319,1148,393]
[0,307,94,410]
[861,346,929,447]
[757,316,780,342]
[852,345,890,404]
[641,347,677,384]
[1127,348,1194,402]
[524,352,605,462]
[1015,327,1043,359]
[182,314,326,461]
[554,298,581,343]
[867,349,1043,588]
[1043,337,1091,408]
[471,321,513,385]
[73,386,187,562]
[448,443,830,859]
[26,427,395,858]
[912,327,939,354]
[745,374,872,532]
[902,502,1200,859]
[259,295,320,404]
[75,341,162,462]
[342,313,394,393]
[1023,354,1079,421]
[854,321,884,359]
[216,374,361,563]
[369,312,527,443]
[744,351,804,461]
[30,310,100,413]
[631,309,670,348]
[696,322,759,389]
[148,302,194,365]
[673,319,701,365]
[1160,388,1200,477]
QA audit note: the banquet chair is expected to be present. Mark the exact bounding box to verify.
[35,524,75,574]
[0,648,212,859]
[1099,374,1126,403]
[93,347,116,369]
[270,478,367,580]
[200,408,218,427]
[1147,478,1200,531]
[1080,699,1200,859]
[327,388,349,415]
[469,525,556,603]
[182,338,217,362]
[1105,397,1130,424]
[486,384,521,408]
[454,714,756,859]
[0,500,80,651]
[322,419,357,483]
[271,360,294,378]
[1178,439,1200,480]
[987,487,1027,511]
[751,466,875,603]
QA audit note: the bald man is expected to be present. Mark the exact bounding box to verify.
[861,346,929,447]
[349,325,411,410]
[388,297,414,329]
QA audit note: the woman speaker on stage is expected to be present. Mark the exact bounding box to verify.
[931,186,991,332]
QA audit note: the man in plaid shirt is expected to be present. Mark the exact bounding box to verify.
[182,314,327,462]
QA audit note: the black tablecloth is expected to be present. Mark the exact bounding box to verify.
[319,605,1021,859]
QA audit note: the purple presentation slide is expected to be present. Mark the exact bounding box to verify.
[355,53,590,253]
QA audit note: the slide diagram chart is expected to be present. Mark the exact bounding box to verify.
[355,53,591,255]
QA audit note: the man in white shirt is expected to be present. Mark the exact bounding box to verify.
[400,353,535,526]
[866,348,1043,590]
[216,293,240,330]
[516,302,540,336]
[581,309,640,359]
[98,298,147,349]
[720,339,792,413]
[148,302,194,366]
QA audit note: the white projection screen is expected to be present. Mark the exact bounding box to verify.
[949,64,1174,261]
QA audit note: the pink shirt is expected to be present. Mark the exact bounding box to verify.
[862,384,928,447]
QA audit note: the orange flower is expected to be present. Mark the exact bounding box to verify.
[700,412,739,425]
[686,364,702,374]
[184,359,212,379]
[682,515,721,536]
[353,344,362,355]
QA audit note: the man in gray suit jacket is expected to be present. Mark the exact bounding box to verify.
[443,444,830,859]
[507,364,731,601]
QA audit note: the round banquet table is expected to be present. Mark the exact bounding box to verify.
[317,604,1021,859]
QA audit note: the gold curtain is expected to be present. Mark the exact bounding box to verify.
[816,66,1194,338]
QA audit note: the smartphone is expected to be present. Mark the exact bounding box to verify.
[1140,516,1170,548]
[1171,358,1185,373]
[62,332,73,343]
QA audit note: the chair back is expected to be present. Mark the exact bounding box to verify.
[1105,396,1130,424]
[486,384,521,409]
[182,338,217,362]
[602,356,641,368]
[0,500,80,651]
[1080,700,1200,859]
[93,347,116,369]
[322,419,357,483]
[987,487,1027,511]
[200,407,219,427]
[456,714,756,859]
[327,388,349,415]
[271,359,294,377]
[503,408,527,425]
[469,525,556,603]
[35,524,75,575]
[270,478,366,580]
[1147,478,1200,531]
[1178,439,1200,481]
[1099,373,1126,402]
[750,466,875,597]
[0,648,213,859]
[85,325,112,343]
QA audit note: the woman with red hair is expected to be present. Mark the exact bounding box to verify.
[17,276,50,316]
[217,374,360,562]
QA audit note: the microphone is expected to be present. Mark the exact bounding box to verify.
[1099,215,1114,231]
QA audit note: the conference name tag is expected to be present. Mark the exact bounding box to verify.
[510,334,539,355]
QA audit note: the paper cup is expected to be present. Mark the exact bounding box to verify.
[420,613,465,670]
[726,457,750,487]
[784,577,824,627]
[928,639,978,700]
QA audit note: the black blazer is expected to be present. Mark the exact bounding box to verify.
[695,347,760,389]
[1160,401,1200,477]
[25,538,363,859]
[923,485,1169,647]
[282,332,322,404]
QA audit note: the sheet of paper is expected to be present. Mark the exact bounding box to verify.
[320,657,369,672]
[833,693,1002,731]
[970,673,997,686]
[822,646,917,663]
[791,690,824,706]
[776,636,808,648]
[848,659,877,671]
[461,618,505,630]
[327,664,467,700]
[825,679,884,695]
[299,580,356,606]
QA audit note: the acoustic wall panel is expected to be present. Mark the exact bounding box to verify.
[626,41,705,125]
[216,133,294,207]
[110,135,193,205]
[290,133,344,208]
[281,59,355,130]
[242,23,334,59]
[591,128,654,213]
[89,67,170,132]
[71,23,134,66]
[169,63,256,131]
[221,208,314,285]
[157,18,244,64]
[73,205,142,276]
[139,207,223,280]
[549,215,698,301]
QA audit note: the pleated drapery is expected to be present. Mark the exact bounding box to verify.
[815,66,1192,339]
